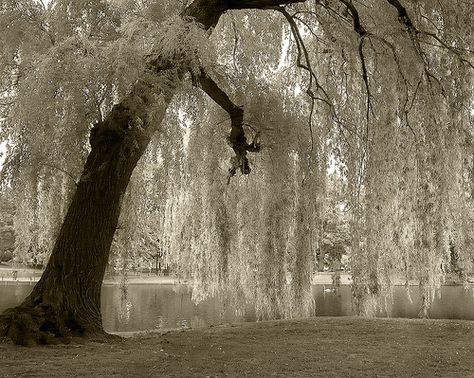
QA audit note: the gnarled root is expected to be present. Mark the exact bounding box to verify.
[0,302,114,346]
[0,304,68,346]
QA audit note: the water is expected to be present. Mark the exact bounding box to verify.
[1,282,474,332]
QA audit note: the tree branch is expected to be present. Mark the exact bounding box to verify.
[277,7,337,151]
[338,0,371,123]
[196,71,261,182]
[386,0,415,30]
[226,0,306,10]
[338,0,365,36]
[181,0,307,29]
[385,0,446,93]
[38,162,79,187]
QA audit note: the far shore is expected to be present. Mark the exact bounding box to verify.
[1,265,474,286]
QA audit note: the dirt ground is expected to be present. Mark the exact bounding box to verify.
[1,316,474,377]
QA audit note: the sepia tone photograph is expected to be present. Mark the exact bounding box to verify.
[1,0,474,376]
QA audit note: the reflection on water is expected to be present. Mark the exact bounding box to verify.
[0,282,35,310]
[1,282,474,332]
[313,285,474,320]
[100,284,256,332]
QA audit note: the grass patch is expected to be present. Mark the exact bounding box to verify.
[1,316,473,377]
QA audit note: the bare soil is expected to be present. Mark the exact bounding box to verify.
[1,317,474,377]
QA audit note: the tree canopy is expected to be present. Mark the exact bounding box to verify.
[1,0,474,338]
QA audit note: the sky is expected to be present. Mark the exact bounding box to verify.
[38,0,51,7]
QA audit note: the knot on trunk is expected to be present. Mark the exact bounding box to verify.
[90,104,148,152]
[90,104,134,148]
[90,127,125,148]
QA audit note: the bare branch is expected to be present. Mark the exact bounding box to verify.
[338,0,365,35]
[195,71,261,181]
[385,0,456,95]
[230,16,240,72]
[338,0,372,127]
[292,14,331,47]
[277,7,337,151]
[388,0,474,71]
[385,2,430,70]
[420,31,474,71]
[38,162,79,187]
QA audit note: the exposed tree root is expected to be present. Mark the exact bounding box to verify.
[0,304,117,346]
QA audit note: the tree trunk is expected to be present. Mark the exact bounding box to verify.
[0,82,162,345]
[0,0,306,346]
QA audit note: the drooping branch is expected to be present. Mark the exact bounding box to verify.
[291,14,331,47]
[38,162,79,187]
[231,16,240,71]
[385,0,432,75]
[338,0,371,123]
[338,0,364,36]
[370,34,417,137]
[420,31,474,71]
[384,0,474,92]
[386,0,416,32]
[196,71,260,182]
[276,7,333,151]
[276,6,363,150]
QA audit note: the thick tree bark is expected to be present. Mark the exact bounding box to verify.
[0,0,306,345]
[0,81,163,345]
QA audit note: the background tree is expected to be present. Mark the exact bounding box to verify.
[317,173,350,272]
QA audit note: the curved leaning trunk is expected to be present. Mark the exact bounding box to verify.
[0,86,162,344]
[30,110,151,330]
[0,0,306,345]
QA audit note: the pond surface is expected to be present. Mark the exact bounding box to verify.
[1,283,474,332]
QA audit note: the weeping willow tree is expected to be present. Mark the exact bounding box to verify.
[0,0,473,345]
